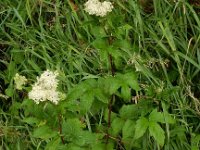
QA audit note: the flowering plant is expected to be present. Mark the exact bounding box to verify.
[2,0,198,149]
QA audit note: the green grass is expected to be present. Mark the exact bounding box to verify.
[0,0,200,149]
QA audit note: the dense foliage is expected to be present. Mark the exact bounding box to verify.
[0,0,200,149]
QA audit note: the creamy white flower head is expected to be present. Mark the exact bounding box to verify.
[84,0,100,15]
[28,85,46,104]
[14,73,27,90]
[36,70,58,89]
[28,70,61,105]
[45,90,60,105]
[84,0,113,17]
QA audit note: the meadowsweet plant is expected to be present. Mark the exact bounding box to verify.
[1,0,200,149]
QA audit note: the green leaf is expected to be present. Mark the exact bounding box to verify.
[80,91,94,113]
[63,119,99,147]
[122,24,133,31]
[149,122,165,146]
[108,77,121,95]
[5,84,14,97]
[114,55,123,70]
[122,119,135,139]
[163,113,175,124]
[123,72,140,91]
[33,126,57,140]
[90,100,107,115]
[170,127,187,140]
[113,39,131,50]
[161,102,176,124]
[105,142,114,150]
[149,109,164,123]
[98,47,109,65]
[191,134,200,150]
[91,26,107,38]
[23,117,40,125]
[134,117,149,139]
[9,101,21,115]
[62,118,86,145]
[65,144,83,150]
[108,46,121,58]
[102,72,139,97]
[121,85,131,102]
[111,117,125,136]
[67,84,87,101]
[149,109,175,124]
[120,104,140,119]
[62,118,83,137]
[104,108,117,123]
[107,47,124,70]
[66,79,99,113]
[94,88,108,103]
[74,131,96,146]
[92,143,106,150]
[45,137,61,150]
[137,99,154,116]
[92,38,108,49]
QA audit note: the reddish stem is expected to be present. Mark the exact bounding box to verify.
[106,53,115,144]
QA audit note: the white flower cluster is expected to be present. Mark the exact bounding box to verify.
[28,70,61,105]
[84,0,113,17]
[14,73,27,90]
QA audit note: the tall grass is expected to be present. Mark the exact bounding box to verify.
[0,0,200,149]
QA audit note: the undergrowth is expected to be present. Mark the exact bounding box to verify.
[0,0,200,149]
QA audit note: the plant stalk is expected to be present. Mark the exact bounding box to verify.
[58,114,65,144]
[106,52,115,143]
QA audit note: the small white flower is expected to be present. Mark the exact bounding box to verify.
[28,70,61,105]
[84,0,113,17]
[14,73,27,90]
